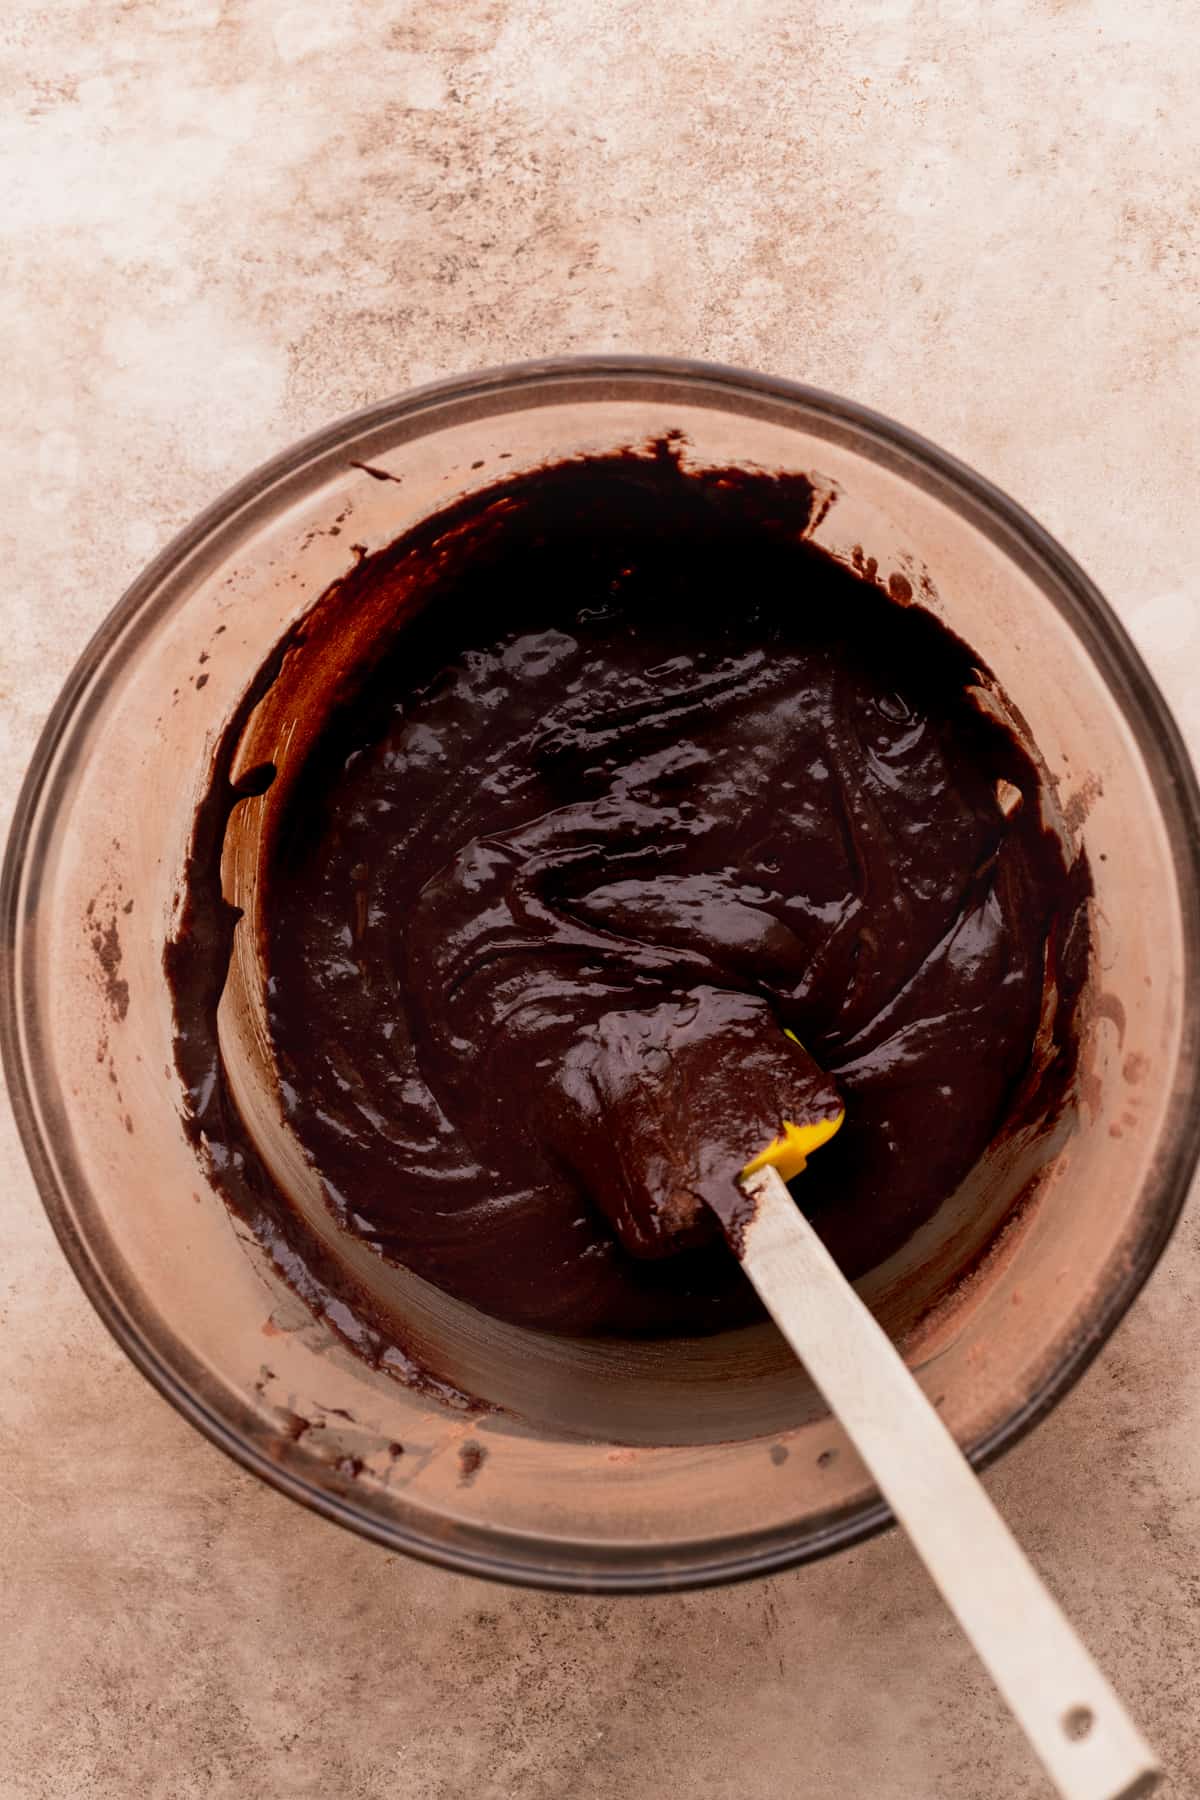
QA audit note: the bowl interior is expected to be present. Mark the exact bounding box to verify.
[6,361,1198,1588]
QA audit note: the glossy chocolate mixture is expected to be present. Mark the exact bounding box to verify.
[169,445,1088,1341]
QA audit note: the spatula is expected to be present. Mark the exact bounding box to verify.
[731,1122,1160,1800]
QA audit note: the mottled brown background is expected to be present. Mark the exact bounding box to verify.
[3,1,1200,1795]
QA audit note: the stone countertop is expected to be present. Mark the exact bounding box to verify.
[2,2,1198,1794]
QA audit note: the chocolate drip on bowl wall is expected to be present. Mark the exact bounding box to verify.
[166,442,1089,1377]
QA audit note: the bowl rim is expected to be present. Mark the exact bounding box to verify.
[5,352,1200,1592]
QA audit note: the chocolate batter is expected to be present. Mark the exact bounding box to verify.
[169,443,1088,1342]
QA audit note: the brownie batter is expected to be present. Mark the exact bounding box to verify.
[169,443,1088,1342]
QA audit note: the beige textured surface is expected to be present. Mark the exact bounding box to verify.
[3,2,1200,1795]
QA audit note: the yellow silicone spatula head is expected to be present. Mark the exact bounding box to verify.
[742,1029,845,1181]
[742,1108,844,1182]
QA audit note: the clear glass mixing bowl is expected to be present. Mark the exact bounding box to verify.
[4,357,1198,1590]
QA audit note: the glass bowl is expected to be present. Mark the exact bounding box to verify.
[4,356,1199,1592]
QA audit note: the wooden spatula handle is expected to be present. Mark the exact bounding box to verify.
[738,1164,1160,1800]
